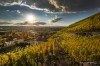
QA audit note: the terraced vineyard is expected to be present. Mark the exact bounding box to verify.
[0,12,100,66]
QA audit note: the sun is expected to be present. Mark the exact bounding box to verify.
[26,15,36,23]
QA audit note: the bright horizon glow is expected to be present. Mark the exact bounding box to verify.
[26,15,36,23]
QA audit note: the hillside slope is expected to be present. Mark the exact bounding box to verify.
[49,12,100,62]
[0,13,100,66]
[64,12,100,32]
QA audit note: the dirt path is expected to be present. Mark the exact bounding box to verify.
[51,40,79,66]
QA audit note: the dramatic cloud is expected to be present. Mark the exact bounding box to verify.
[0,0,100,13]
[49,0,100,12]
[49,16,62,23]
[0,0,59,13]
[33,22,47,25]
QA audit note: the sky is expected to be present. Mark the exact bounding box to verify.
[0,0,100,26]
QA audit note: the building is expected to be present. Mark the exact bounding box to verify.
[4,38,24,47]
[4,41,15,46]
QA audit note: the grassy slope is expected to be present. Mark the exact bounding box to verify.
[0,12,100,66]
[49,12,100,62]
[63,12,100,32]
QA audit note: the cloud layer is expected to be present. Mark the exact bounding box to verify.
[0,22,12,25]
[49,16,62,23]
[33,22,47,25]
[0,0,99,13]
[49,0,100,12]
[14,22,47,26]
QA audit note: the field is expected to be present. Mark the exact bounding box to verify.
[0,13,100,66]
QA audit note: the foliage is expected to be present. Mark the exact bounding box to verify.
[63,13,100,32]
[0,12,100,66]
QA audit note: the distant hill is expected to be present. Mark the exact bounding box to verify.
[65,12,100,32]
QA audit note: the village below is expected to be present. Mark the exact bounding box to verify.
[0,26,64,53]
